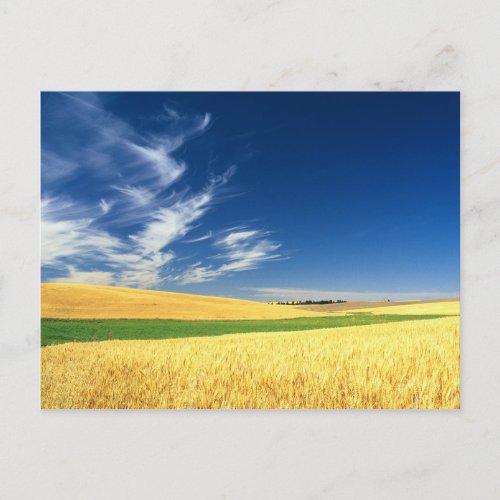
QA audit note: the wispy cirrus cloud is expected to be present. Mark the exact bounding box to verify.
[57,267,116,286]
[99,198,112,214]
[41,93,279,289]
[125,142,186,189]
[182,231,213,243]
[112,185,155,207]
[41,198,123,267]
[175,228,282,284]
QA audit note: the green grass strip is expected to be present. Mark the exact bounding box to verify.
[41,313,451,346]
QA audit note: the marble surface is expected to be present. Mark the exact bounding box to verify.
[1,0,500,498]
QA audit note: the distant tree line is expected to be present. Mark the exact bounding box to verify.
[273,299,348,305]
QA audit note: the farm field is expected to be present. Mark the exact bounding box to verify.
[41,283,324,320]
[326,300,460,316]
[39,93,460,413]
[41,313,451,345]
[296,298,459,313]
[41,316,460,409]
[40,284,460,409]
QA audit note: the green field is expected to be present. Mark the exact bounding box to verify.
[41,313,450,346]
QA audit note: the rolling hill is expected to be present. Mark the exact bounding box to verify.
[41,283,326,320]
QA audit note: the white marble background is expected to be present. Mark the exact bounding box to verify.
[1,1,499,498]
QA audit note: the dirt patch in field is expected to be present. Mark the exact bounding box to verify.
[295,297,459,313]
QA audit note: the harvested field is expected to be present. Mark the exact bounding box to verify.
[296,297,459,313]
[342,300,459,316]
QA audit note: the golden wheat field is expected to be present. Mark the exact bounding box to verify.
[41,316,460,409]
[329,301,460,317]
[41,283,324,320]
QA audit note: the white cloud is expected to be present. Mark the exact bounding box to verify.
[57,267,115,286]
[41,198,123,267]
[42,197,176,288]
[130,192,212,255]
[246,287,458,302]
[42,162,239,286]
[41,150,79,185]
[113,185,155,206]
[42,186,223,288]
[182,231,213,243]
[42,94,278,289]
[126,142,186,189]
[172,262,221,284]
[218,230,259,247]
[175,228,281,284]
[44,93,213,225]
[42,166,239,288]
[99,198,112,214]
[129,169,234,257]
[114,251,175,288]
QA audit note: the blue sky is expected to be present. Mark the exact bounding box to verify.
[41,92,459,301]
